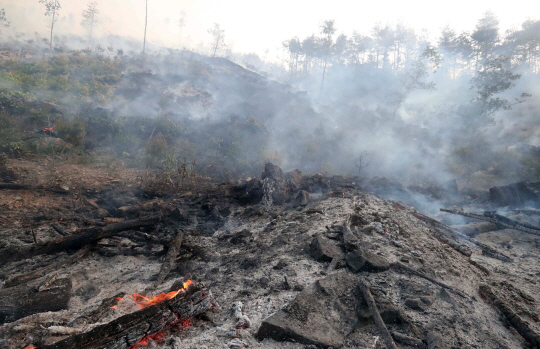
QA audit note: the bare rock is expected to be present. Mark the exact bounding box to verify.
[346,249,389,273]
[294,190,310,207]
[230,229,253,244]
[256,271,360,348]
[285,169,303,191]
[404,297,430,311]
[426,332,447,349]
[232,178,264,205]
[309,236,343,262]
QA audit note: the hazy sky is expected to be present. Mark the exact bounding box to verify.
[2,0,539,59]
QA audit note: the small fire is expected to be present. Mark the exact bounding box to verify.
[110,296,125,309]
[22,346,37,349]
[123,280,193,310]
[43,127,54,133]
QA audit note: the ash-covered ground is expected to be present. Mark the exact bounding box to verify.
[0,159,539,349]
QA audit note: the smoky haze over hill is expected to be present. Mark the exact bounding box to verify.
[0,3,539,203]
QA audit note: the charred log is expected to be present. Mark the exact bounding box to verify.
[154,231,184,287]
[2,247,90,289]
[0,278,71,324]
[479,284,540,348]
[0,215,161,266]
[39,284,214,349]
[441,208,540,237]
[357,281,398,349]
[391,262,468,299]
[414,211,512,262]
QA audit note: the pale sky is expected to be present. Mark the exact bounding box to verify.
[2,0,539,59]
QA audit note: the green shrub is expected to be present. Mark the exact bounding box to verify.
[55,117,87,146]
[145,132,167,167]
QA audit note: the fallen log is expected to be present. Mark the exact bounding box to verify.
[0,215,160,266]
[484,211,540,232]
[51,225,67,237]
[412,211,472,256]
[0,278,71,324]
[154,231,184,287]
[2,247,90,289]
[479,284,540,348]
[391,262,468,299]
[0,183,30,190]
[414,211,512,262]
[0,183,69,194]
[357,281,398,349]
[39,283,215,349]
[440,208,540,237]
[391,331,425,348]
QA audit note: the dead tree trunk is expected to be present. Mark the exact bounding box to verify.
[440,208,540,237]
[2,246,90,288]
[357,281,398,349]
[0,215,160,266]
[479,284,540,348]
[391,262,468,299]
[414,211,512,262]
[154,231,184,286]
[40,284,214,349]
[0,278,71,324]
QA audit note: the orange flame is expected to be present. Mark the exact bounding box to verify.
[43,127,54,133]
[22,346,37,349]
[126,280,193,310]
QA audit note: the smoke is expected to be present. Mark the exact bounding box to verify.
[1,5,539,208]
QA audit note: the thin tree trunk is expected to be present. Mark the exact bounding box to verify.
[143,0,148,53]
[49,6,56,51]
[320,52,328,92]
[89,17,93,45]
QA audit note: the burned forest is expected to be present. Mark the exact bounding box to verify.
[1,2,540,349]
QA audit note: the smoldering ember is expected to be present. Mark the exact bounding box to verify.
[1,3,540,349]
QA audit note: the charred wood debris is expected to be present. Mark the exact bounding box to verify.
[0,163,539,349]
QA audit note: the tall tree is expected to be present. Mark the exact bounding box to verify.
[319,19,336,92]
[460,55,528,131]
[0,8,10,31]
[392,47,437,120]
[471,11,500,71]
[284,37,302,79]
[372,24,394,69]
[208,23,226,58]
[349,31,372,65]
[333,34,348,64]
[81,1,99,46]
[143,0,148,53]
[39,0,61,50]
[301,35,319,73]
[504,19,540,73]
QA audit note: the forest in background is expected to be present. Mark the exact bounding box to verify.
[0,5,539,192]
